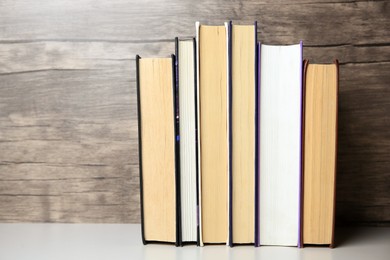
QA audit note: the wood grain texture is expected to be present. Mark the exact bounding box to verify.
[0,0,388,224]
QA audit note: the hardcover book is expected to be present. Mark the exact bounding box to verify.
[229,22,257,246]
[136,55,181,246]
[302,60,339,248]
[196,22,229,245]
[257,42,303,247]
[175,37,199,245]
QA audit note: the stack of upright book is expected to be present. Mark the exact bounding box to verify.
[136,21,339,248]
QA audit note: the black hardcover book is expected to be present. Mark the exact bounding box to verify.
[136,54,181,246]
[228,21,258,247]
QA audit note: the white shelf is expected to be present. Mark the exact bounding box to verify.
[0,224,389,260]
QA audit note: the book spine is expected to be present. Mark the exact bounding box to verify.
[172,53,182,247]
[227,21,233,248]
[255,42,261,247]
[297,41,304,249]
[136,55,147,245]
[254,25,260,248]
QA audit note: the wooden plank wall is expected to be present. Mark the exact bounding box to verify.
[0,0,389,225]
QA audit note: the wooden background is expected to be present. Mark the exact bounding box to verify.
[0,0,389,225]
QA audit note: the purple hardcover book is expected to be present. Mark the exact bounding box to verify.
[298,40,303,248]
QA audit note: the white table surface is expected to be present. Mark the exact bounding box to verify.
[0,224,389,260]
